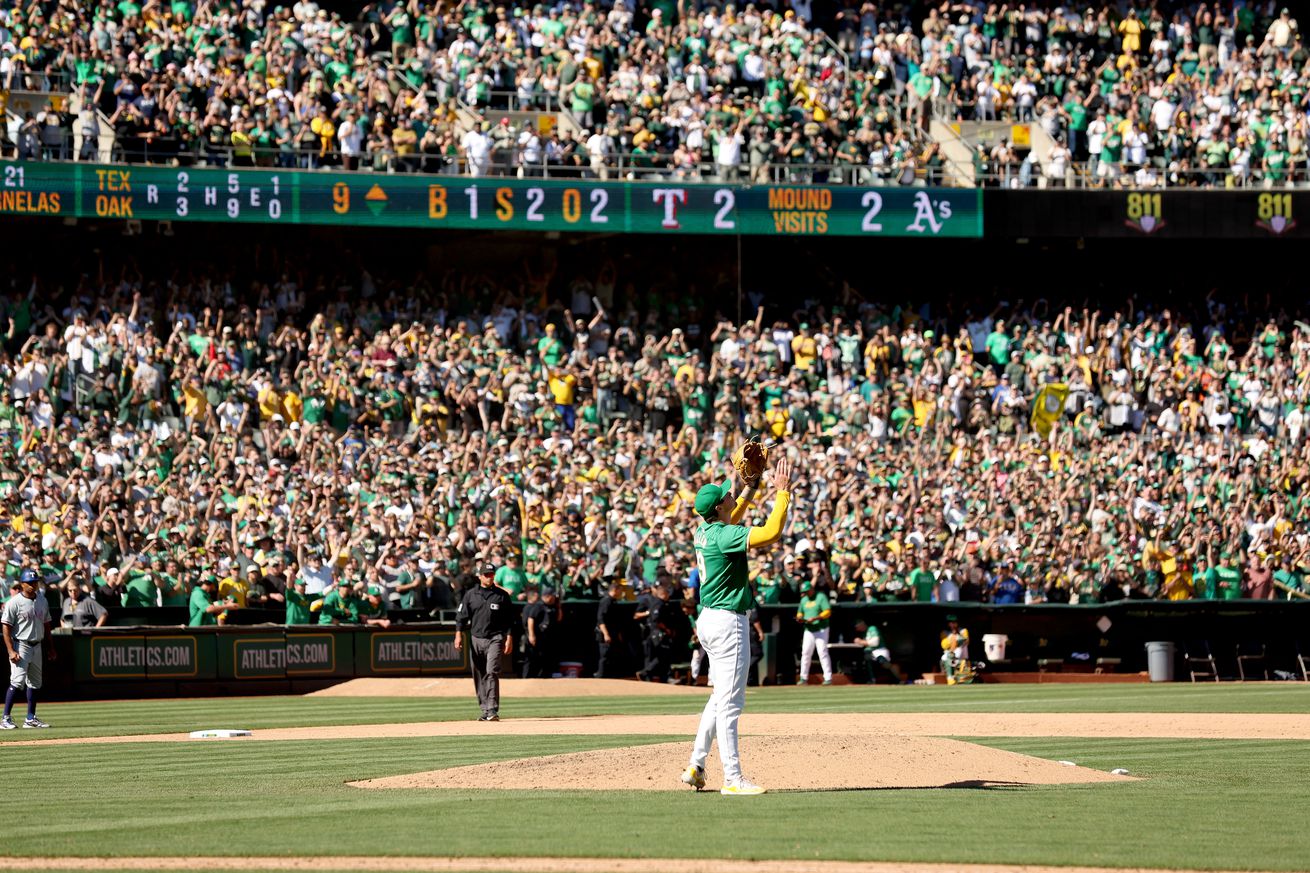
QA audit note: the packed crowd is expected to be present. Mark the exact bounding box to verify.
[3,0,1302,186]
[1,249,1309,628]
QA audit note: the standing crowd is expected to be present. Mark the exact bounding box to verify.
[2,249,1310,639]
[1,0,1304,186]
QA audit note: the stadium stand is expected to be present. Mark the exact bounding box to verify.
[2,232,1310,632]
[0,0,1303,186]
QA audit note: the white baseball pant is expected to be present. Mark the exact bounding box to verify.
[9,641,42,690]
[689,608,749,783]
[800,626,832,682]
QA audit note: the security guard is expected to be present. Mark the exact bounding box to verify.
[455,563,515,721]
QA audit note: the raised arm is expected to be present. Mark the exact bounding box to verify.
[748,456,793,550]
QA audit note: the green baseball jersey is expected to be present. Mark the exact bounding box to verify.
[355,597,386,622]
[1197,568,1218,600]
[188,586,216,626]
[285,588,312,625]
[694,521,752,614]
[797,592,831,629]
[317,590,356,624]
[1215,564,1242,600]
[122,570,158,608]
[159,574,189,608]
[393,571,420,609]
[494,566,527,598]
[909,568,936,602]
[756,573,784,604]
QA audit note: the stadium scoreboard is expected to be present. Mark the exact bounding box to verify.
[8,161,1309,238]
[0,161,983,237]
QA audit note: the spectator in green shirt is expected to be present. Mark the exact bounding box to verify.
[985,320,1011,370]
[316,581,359,626]
[188,576,223,627]
[909,553,937,603]
[494,555,529,602]
[285,576,312,625]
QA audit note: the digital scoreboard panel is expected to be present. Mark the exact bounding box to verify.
[11,162,1307,238]
[988,188,1310,238]
[0,161,984,237]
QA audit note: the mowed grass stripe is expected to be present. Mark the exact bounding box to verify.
[967,736,1303,785]
[4,734,1310,869]
[14,683,1310,742]
[12,695,702,740]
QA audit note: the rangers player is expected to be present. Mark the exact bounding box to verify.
[2,569,54,729]
[682,449,792,796]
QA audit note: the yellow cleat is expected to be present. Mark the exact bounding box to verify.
[680,765,706,791]
[720,780,766,796]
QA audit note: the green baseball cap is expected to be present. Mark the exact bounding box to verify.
[694,478,734,520]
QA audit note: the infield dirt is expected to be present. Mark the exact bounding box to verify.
[350,733,1130,791]
[6,710,1309,747]
[308,678,705,698]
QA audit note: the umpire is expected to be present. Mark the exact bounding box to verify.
[454,562,515,722]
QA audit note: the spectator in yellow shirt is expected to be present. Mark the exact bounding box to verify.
[1117,10,1143,54]
[547,368,577,430]
[231,121,254,166]
[792,324,818,371]
[764,398,791,438]
[281,388,303,423]
[181,377,208,427]
[217,571,250,622]
[257,384,283,422]
[309,109,336,161]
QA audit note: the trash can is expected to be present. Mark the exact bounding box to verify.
[1145,642,1176,682]
[982,634,1008,661]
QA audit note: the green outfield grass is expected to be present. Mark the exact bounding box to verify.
[8,682,1310,743]
[4,729,1308,870]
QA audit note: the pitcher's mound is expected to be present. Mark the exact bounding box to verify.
[351,735,1132,792]
[309,678,706,698]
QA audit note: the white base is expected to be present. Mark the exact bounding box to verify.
[189,729,253,739]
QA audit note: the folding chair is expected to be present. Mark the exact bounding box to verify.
[1236,642,1269,682]
[1184,640,1219,682]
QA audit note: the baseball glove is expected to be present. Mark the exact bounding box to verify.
[732,438,770,487]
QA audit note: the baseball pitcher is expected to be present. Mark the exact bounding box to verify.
[682,444,791,796]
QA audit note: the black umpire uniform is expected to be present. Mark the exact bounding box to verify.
[521,587,561,678]
[455,563,515,721]
[640,583,680,682]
